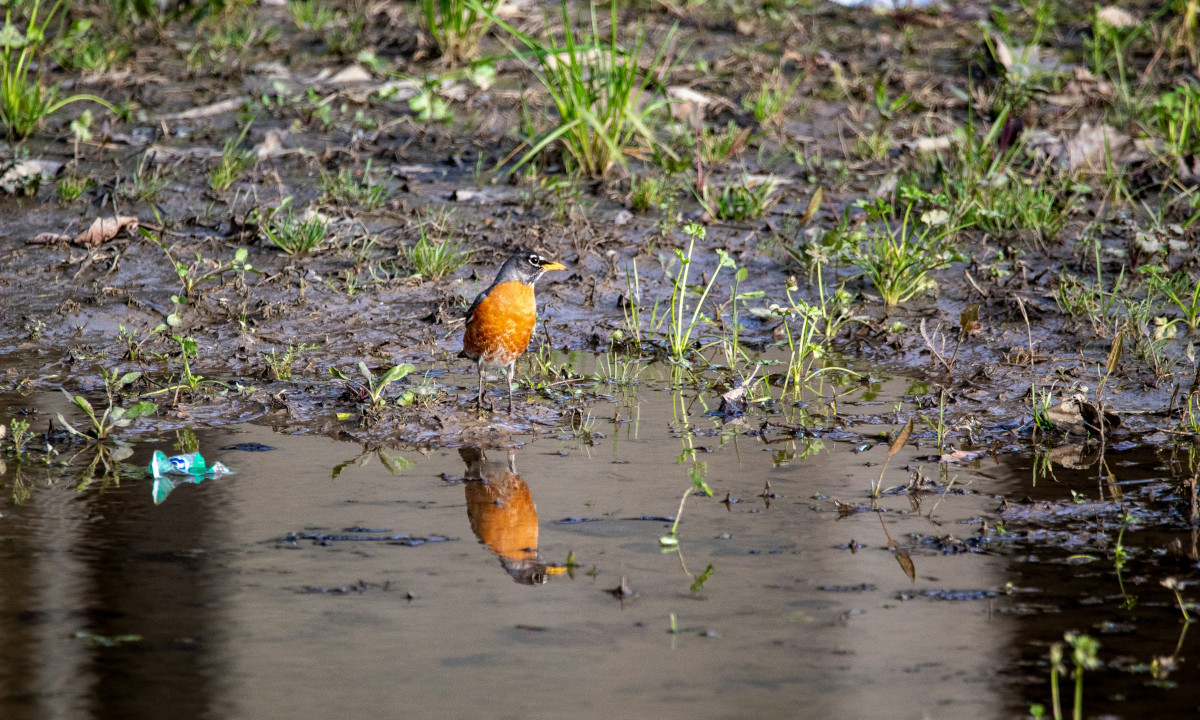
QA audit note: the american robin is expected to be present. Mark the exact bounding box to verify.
[459,249,567,413]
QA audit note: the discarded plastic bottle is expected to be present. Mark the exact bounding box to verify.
[150,452,235,504]
[150,450,207,479]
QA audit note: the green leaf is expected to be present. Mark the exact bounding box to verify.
[117,372,142,387]
[689,564,714,592]
[0,24,27,49]
[329,367,351,381]
[70,110,93,143]
[73,395,95,415]
[166,313,181,327]
[469,63,496,90]
[377,451,415,475]
[55,413,86,437]
[378,363,415,387]
[122,401,156,421]
[234,247,248,263]
[357,362,374,383]
[329,457,353,479]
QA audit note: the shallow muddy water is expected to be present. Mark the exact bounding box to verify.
[1,363,1197,720]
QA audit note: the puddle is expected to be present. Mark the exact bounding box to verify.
[0,363,1197,719]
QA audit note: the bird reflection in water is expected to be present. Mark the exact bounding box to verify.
[459,446,566,585]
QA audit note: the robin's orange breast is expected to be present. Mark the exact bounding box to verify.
[465,472,539,563]
[462,280,537,367]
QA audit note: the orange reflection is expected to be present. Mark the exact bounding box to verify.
[459,447,565,585]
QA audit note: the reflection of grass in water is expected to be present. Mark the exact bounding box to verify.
[1033,633,1100,720]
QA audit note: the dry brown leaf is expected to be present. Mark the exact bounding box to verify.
[889,418,914,458]
[326,64,372,86]
[253,129,289,160]
[1063,123,1134,172]
[894,548,916,582]
[960,304,979,334]
[157,97,247,122]
[75,216,139,247]
[666,86,717,126]
[798,186,823,226]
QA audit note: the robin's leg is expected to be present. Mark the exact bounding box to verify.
[476,360,485,411]
[506,362,515,415]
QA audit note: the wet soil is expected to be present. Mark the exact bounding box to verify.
[2,0,1200,717]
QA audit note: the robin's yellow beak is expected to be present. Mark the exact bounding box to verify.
[541,261,567,271]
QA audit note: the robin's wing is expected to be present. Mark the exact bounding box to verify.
[463,289,488,326]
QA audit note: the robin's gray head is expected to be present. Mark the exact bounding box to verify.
[493,250,567,286]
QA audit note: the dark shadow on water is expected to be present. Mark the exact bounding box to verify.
[980,444,1200,719]
[0,450,224,720]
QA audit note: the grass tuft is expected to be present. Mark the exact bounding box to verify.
[484,0,678,177]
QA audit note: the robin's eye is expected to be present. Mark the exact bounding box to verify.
[527,254,541,266]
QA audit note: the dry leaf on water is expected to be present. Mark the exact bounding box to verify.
[889,418,914,458]
[75,216,139,247]
[894,548,916,583]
